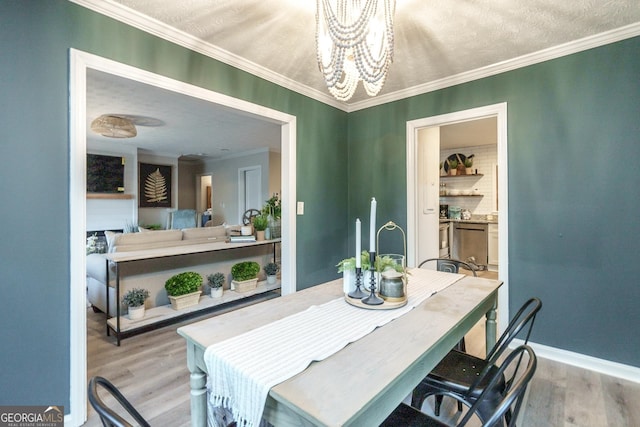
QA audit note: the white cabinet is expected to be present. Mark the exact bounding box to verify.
[488,223,499,268]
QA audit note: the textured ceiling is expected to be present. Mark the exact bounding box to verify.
[83,0,640,157]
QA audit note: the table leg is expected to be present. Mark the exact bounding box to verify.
[485,298,498,357]
[186,344,208,427]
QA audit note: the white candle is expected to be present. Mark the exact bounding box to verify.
[369,197,377,252]
[355,218,361,268]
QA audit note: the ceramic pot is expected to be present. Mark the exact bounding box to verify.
[128,305,145,320]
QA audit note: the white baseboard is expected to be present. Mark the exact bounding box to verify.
[513,339,640,384]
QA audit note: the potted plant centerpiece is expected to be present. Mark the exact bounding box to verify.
[337,251,373,294]
[231,261,260,292]
[164,271,203,310]
[263,262,279,285]
[122,288,150,320]
[253,214,268,241]
[207,272,225,298]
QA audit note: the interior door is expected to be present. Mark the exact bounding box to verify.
[239,166,262,223]
[417,127,440,264]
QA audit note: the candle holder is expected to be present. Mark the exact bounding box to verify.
[348,267,368,299]
[361,251,384,305]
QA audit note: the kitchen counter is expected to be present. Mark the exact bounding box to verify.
[440,216,498,225]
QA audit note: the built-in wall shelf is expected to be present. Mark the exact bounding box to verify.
[87,193,134,199]
[440,174,483,179]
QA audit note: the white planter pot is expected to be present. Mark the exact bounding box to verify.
[168,291,202,310]
[210,287,223,298]
[232,278,258,292]
[266,275,277,285]
[342,270,373,294]
[127,305,145,320]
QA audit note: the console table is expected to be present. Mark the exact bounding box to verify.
[105,239,280,345]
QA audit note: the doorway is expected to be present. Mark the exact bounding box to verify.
[69,49,297,426]
[406,103,509,331]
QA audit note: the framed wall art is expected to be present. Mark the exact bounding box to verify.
[139,163,172,208]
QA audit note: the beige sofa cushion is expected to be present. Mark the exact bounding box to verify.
[182,226,227,241]
[107,229,183,252]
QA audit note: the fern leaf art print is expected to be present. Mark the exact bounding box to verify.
[138,163,172,207]
[144,168,168,203]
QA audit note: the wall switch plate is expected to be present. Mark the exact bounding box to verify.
[297,201,304,215]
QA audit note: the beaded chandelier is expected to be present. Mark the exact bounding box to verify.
[316,0,396,101]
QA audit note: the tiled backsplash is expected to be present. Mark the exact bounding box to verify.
[440,144,497,215]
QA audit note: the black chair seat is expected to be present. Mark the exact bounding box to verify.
[412,349,505,420]
[380,403,448,427]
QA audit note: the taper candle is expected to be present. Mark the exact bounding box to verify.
[369,197,377,252]
[355,218,361,268]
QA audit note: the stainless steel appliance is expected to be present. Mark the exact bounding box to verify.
[452,222,487,267]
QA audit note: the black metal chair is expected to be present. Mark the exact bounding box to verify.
[88,376,150,427]
[418,258,478,277]
[411,297,542,422]
[381,345,537,427]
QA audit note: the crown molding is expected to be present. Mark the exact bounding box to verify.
[347,22,640,112]
[69,0,348,111]
[70,0,639,113]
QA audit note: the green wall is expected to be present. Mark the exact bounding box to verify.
[1,0,639,417]
[0,1,347,411]
[348,37,640,367]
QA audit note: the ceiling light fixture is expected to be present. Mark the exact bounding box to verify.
[316,0,396,101]
[90,115,137,138]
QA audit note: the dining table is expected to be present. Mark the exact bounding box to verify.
[177,269,501,427]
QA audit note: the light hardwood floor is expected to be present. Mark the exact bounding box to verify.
[84,291,640,426]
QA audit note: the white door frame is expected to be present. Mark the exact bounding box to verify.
[406,102,509,331]
[69,49,297,426]
[238,165,262,223]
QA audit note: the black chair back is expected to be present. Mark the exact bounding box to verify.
[459,345,537,427]
[88,376,150,427]
[418,258,478,276]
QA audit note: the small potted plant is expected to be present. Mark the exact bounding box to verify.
[231,261,260,292]
[164,271,203,310]
[252,214,268,241]
[263,262,279,285]
[207,272,225,298]
[448,159,458,175]
[122,288,150,320]
[464,157,474,175]
[337,251,373,293]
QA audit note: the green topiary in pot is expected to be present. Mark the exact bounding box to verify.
[231,261,260,281]
[252,214,268,231]
[122,288,150,307]
[264,262,279,276]
[165,272,203,296]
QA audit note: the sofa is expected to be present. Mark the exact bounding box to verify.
[86,225,274,316]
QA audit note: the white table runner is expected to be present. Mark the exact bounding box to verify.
[204,268,463,427]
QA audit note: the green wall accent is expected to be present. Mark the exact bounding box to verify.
[0,0,346,411]
[348,36,640,367]
[1,0,638,416]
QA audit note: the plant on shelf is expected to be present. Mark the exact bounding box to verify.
[207,272,225,298]
[165,272,203,310]
[122,288,149,320]
[253,214,268,231]
[231,261,260,292]
[262,194,281,219]
[464,157,474,174]
[253,214,269,240]
[448,159,458,175]
[264,262,279,285]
